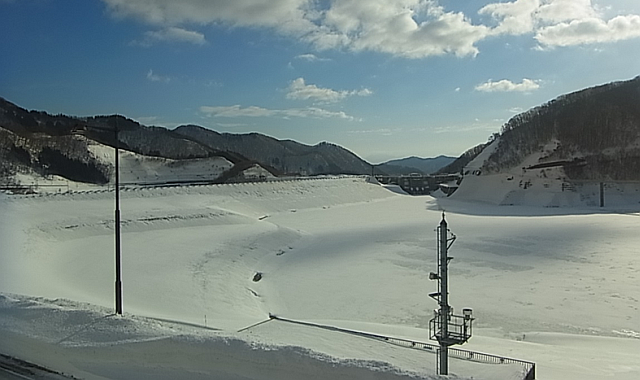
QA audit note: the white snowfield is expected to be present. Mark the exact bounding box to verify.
[89,142,236,185]
[1,175,640,379]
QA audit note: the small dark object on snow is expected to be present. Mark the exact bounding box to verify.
[253,272,263,282]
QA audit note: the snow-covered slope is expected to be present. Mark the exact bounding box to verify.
[1,177,640,379]
[4,137,277,192]
[478,76,640,182]
[452,139,577,206]
[452,139,640,208]
[88,142,234,185]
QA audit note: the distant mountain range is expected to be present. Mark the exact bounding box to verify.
[0,98,453,187]
[6,75,635,190]
[375,155,455,175]
[173,125,371,176]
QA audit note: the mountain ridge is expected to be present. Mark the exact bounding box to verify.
[376,155,456,175]
[0,98,379,186]
[479,75,640,180]
[173,125,372,175]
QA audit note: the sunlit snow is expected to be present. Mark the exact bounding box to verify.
[1,171,640,379]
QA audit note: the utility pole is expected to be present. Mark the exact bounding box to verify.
[71,118,123,315]
[429,213,473,375]
[114,118,122,315]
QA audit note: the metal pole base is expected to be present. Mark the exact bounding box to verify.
[439,346,449,375]
[115,281,122,315]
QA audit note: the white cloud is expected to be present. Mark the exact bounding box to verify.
[104,0,313,32]
[535,0,598,24]
[146,69,170,82]
[138,27,206,46]
[283,107,356,120]
[480,0,640,47]
[199,104,356,120]
[200,105,275,118]
[475,78,541,92]
[536,15,640,46]
[479,0,539,35]
[295,53,331,62]
[202,80,223,88]
[347,128,402,136]
[145,26,207,45]
[479,0,599,36]
[318,1,489,58]
[106,0,640,56]
[286,77,373,103]
[355,88,373,97]
[104,0,488,59]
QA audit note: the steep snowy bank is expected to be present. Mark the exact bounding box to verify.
[452,139,640,208]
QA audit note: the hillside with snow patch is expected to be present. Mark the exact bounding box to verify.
[88,141,235,185]
[480,76,640,180]
[452,138,640,208]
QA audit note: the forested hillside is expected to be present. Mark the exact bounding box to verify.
[174,125,372,175]
[0,98,374,186]
[0,126,110,186]
[436,144,488,175]
[378,155,455,175]
[482,76,640,180]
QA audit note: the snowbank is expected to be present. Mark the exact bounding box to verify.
[0,294,438,380]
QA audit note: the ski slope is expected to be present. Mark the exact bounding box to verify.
[1,176,640,379]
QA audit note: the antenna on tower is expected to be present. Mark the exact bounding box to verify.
[428,213,473,375]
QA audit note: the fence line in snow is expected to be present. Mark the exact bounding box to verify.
[268,315,535,380]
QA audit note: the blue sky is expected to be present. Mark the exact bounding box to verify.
[2,0,640,163]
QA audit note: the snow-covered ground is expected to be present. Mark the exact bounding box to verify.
[1,175,640,379]
[88,142,235,185]
[10,141,236,194]
[453,138,640,208]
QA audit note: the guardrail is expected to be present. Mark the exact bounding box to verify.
[448,346,535,379]
[2,175,359,197]
[269,315,535,379]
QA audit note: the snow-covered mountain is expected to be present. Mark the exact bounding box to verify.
[0,98,373,188]
[481,76,640,180]
[174,125,372,175]
[447,76,640,206]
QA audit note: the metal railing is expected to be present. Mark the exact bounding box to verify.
[269,315,535,379]
[448,346,535,379]
[375,334,535,379]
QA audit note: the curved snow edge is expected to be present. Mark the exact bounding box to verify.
[0,293,431,380]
